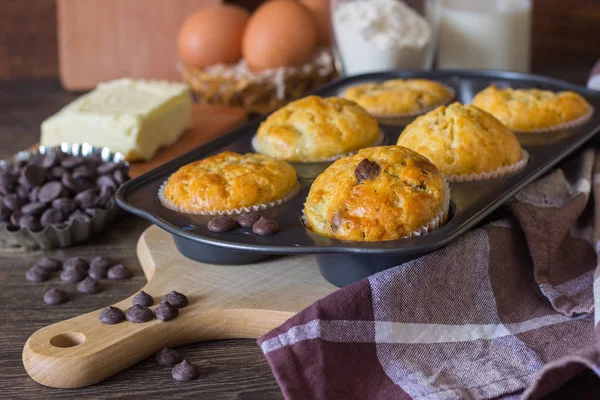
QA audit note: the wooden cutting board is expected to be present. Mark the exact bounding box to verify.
[22,225,337,388]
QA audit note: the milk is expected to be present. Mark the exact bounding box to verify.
[437,0,531,73]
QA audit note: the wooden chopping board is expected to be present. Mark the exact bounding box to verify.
[22,225,337,388]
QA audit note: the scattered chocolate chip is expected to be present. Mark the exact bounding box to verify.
[26,265,51,282]
[77,277,101,294]
[132,291,154,307]
[125,304,154,323]
[64,257,89,271]
[97,162,119,175]
[207,215,237,232]
[252,217,279,236]
[38,181,63,203]
[155,347,183,366]
[40,208,65,227]
[51,166,67,179]
[155,302,179,321]
[355,159,381,182]
[35,257,63,272]
[60,266,87,283]
[3,193,22,211]
[236,212,260,228]
[19,215,42,232]
[90,256,112,269]
[68,209,91,223]
[21,201,48,216]
[52,197,77,214]
[61,156,85,170]
[107,264,132,280]
[75,189,99,209]
[88,263,108,280]
[99,306,125,324]
[172,360,199,382]
[44,288,68,305]
[161,291,188,308]
[21,165,46,187]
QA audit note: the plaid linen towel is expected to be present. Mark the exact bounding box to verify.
[258,147,600,399]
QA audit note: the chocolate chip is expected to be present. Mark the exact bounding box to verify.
[26,265,51,282]
[85,154,103,166]
[3,193,22,211]
[72,165,95,181]
[161,291,188,308]
[21,165,46,187]
[36,257,62,272]
[21,201,48,216]
[60,266,87,283]
[51,166,67,179]
[77,277,100,294]
[112,168,129,185]
[9,210,22,226]
[64,257,89,270]
[38,181,63,202]
[40,208,65,227]
[125,304,154,323]
[19,215,42,232]
[155,302,179,321]
[0,205,10,222]
[207,215,237,232]
[132,291,154,307]
[28,154,46,166]
[99,306,125,324]
[61,173,83,192]
[0,174,14,195]
[88,263,108,280]
[61,156,85,170]
[41,152,59,169]
[155,347,183,366]
[52,197,77,214]
[97,175,117,192]
[75,189,99,209]
[44,289,68,305]
[355,159,381,182]
[252,217,279,236]
[90,256,112,269]
[236,212,260,228]
[27,186,39,203]
[172,360,199,382]
[53,222,69,230]
[107,264,132,280]
[97,162,119,175]
[69,209,91,223]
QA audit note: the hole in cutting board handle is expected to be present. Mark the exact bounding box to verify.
[50,332,86,348]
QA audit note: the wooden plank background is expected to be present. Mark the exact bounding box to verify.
[0,0,599,82]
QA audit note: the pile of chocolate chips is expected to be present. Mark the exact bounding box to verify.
[99,290,188,324]
[208,212,279,236]
[0,151,129,232]
[154,347,199,382]
[25,256,133,305]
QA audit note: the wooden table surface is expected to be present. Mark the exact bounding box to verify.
[1,75,599,399]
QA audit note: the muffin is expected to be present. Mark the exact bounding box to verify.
[303,146,448,242]
[397,102,526,181]
[343,79,453,118]
[471,85,593,133]
[253,95,381,162]
[160,151,300,215]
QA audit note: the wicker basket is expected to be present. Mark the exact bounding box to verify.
[181,48,338,114]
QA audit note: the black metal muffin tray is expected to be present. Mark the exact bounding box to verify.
[117,70,600,287]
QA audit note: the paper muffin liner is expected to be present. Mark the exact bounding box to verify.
[512,106,594,134]
[158,181,300,216]
[446,150,529,183]
[251,129,386,164]
[302,178,451,241]
[0,143,126,250]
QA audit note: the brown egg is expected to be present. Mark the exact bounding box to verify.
[178,5,250,68]
[301,0,332,46]
[242,0,318,71]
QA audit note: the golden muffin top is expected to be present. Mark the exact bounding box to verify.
[303,146,446,242]
[161,151,300,214]
[253,96,381,162]
[471,85,592,132]
[343,79,453,116]
[397,102,524,179]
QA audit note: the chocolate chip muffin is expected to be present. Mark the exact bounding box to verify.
[160,151,300,215]
[253,96,381,162]
[303,146,448,242]
[397,102,526,181]
[343,79,453,117]
[471,85,593,132]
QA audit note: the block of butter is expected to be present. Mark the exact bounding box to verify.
[41,78,192,162]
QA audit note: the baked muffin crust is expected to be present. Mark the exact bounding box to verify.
[471,85,592,132]
[397,102,524,178]
[253,96,381,162]
[303,146,446,242]
[161,151,299,214]
[343,79,453,116]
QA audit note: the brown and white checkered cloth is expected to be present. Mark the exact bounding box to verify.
[257,148,600,399]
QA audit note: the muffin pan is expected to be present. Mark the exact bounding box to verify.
[117,70,600,287]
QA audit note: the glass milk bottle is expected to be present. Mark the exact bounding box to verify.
[437,0,532,72]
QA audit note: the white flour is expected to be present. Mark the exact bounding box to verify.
[333,0,432,75]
